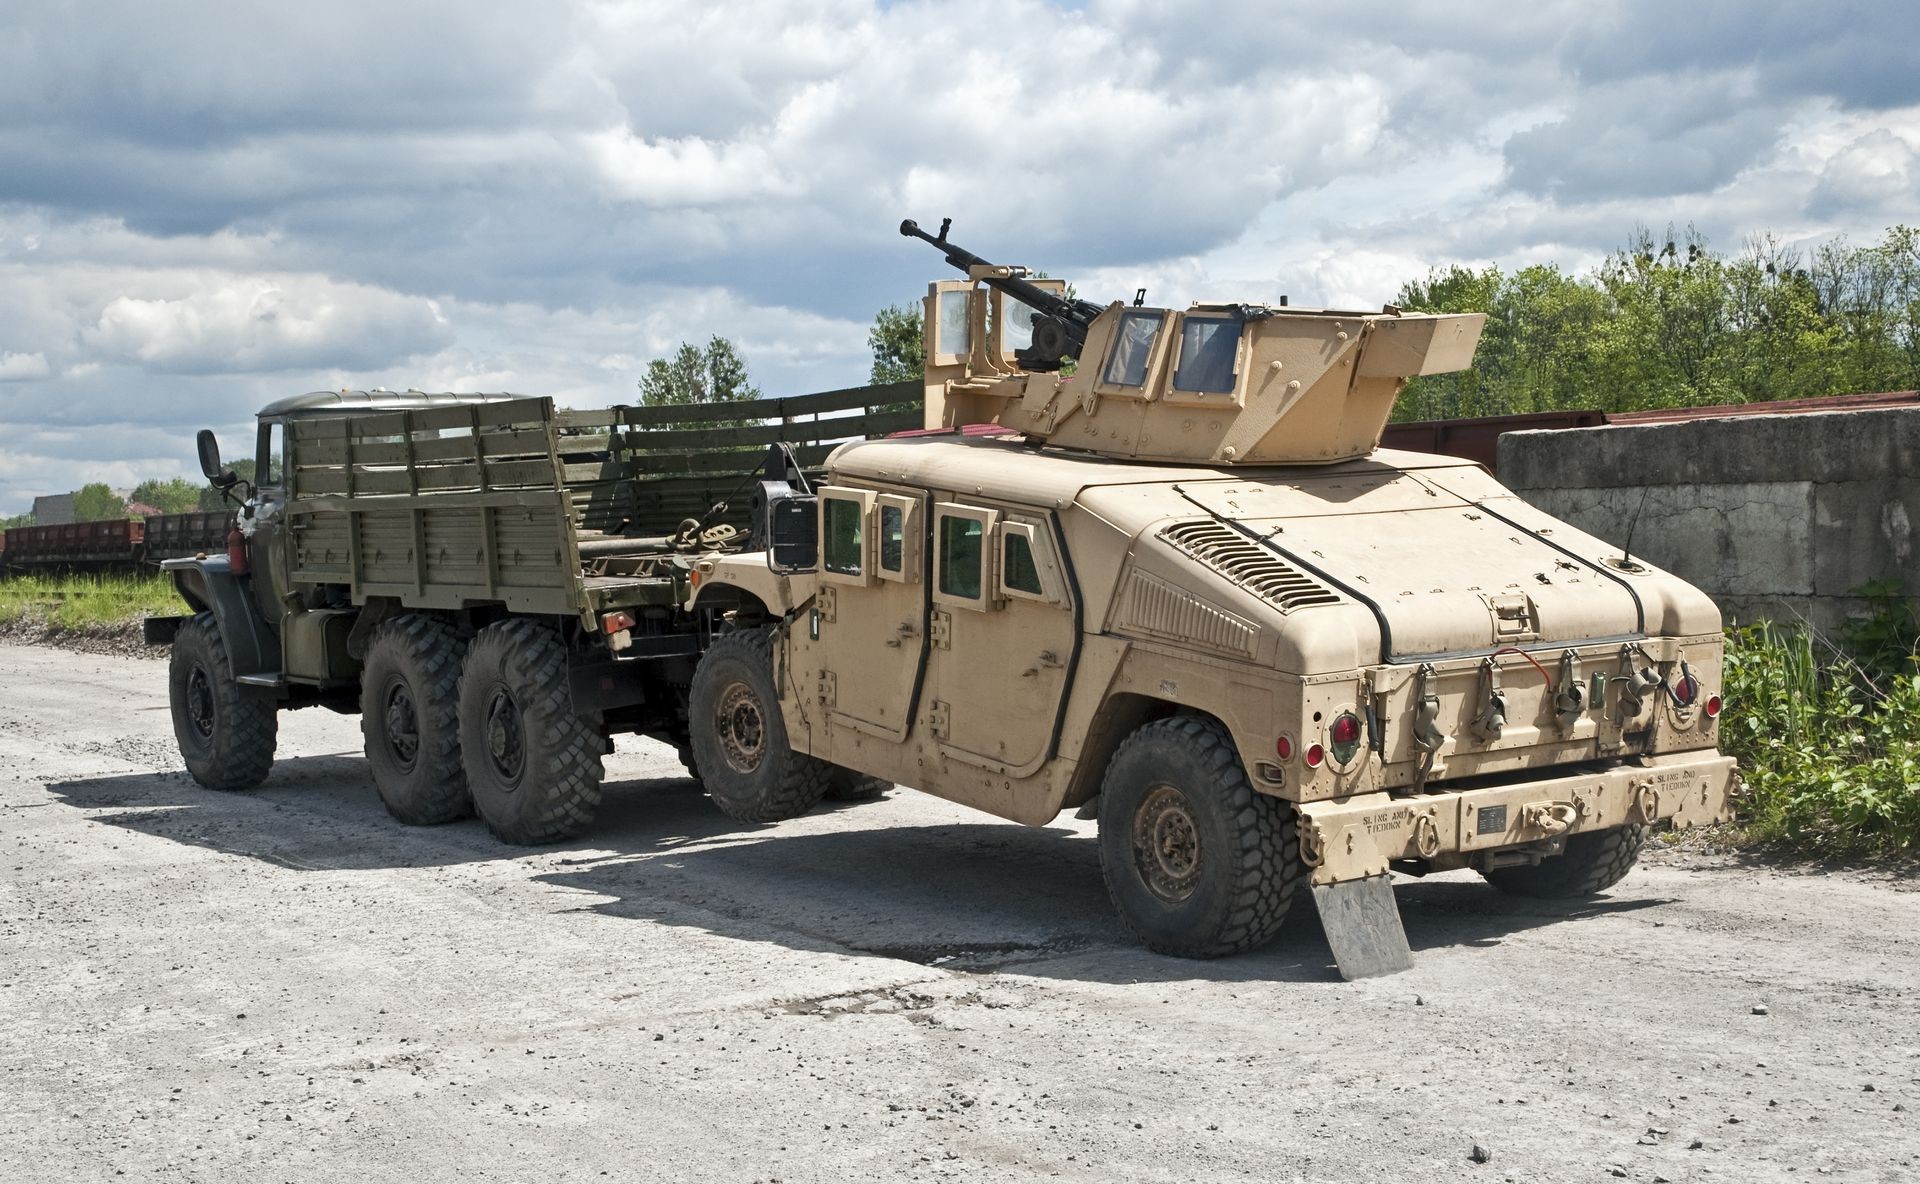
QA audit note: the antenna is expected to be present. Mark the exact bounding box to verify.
[1620,487,1651,570]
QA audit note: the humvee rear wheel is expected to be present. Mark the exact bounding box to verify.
[457,619,605,845]
[169,612,277,791]
[361,615,470,826]
[688,625,833,823]
[1097,716,1300,959]
[1480,823,1647,898]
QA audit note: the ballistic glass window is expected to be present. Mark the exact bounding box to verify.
[1101,310,1164,387]
[1003,531,1042,596]
[823,498,864,576]
[879,503,905,574]
[1172,317,1244,393]
[938,515,984,600]
[1001,297,1044,354]
[937,290,971,357]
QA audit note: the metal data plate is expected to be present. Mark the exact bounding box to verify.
[1311,874,1415,980]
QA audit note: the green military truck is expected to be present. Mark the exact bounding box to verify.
[148,385,914,843]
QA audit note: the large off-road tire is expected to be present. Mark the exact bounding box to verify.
[1481,823,1647,898]
[688,625,833,823]
[1096,715,1300,959]
[169,612,277,791]
[457,619,605,845]
[824,769,892,802]
[361,615,470,825]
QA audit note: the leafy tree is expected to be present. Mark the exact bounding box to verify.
[638,336,762,426]
[0,512,33,530]
[71,483,127,522]
[868,303,925,385]
[130,477,202,516]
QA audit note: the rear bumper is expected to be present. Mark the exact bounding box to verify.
[1295,750,1736,886]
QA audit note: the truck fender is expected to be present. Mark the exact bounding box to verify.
[159,555,277,676]
[687,553,797,623]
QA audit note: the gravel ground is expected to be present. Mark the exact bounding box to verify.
[1,640,1916,1183]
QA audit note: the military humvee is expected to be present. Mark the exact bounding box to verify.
[684,219,1736,978]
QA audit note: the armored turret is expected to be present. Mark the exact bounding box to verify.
[901,218,1486,466]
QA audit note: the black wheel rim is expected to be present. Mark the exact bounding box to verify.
[715,680,766,775]
[185,663,216,741]
[1132,784,1202,904]
[484,687,525,787]
[382,678,420,770]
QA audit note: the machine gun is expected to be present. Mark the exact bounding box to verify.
[899,218,1106,371]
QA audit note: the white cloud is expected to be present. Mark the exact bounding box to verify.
[0,352,52,381]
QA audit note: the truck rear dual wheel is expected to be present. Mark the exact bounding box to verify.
[361,615,470,826]
[1097,715,1301,959]
[169,613,277,791]
[1480,823,1647,898]
[458,619,606,845]
[688,625,835,823]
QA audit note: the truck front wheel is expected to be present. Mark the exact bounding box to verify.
[1480,823,1647,898]
[1097,716,1300,959]
[688,625,833,823]
[361,615,470,825]
[169,613,277,791]
[458,619,605,845]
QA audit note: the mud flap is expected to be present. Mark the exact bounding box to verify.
[1311,874,1414,980]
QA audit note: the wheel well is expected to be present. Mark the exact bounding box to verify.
[692,586,775,628]
[1061,693,1228,809]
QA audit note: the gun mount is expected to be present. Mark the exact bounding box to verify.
[903,217,1488,466]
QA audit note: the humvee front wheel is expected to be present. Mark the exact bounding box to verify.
[1480,823,1647,898]
[1096,716,1300,959]
[458,619,605,845]
[688,625,833,823]
[361,615,469,825]
[169,613,277,791]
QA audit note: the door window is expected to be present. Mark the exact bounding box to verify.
[874,493,921,582]
[933,503,1000,611]
[817,487,876,586]
[997,519,1065,604]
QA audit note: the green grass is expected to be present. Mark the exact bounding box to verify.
[1722,618,1920,857]
[0,571,187,633]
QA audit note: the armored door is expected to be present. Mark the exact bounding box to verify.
[811,485,930,742]
[921,502,1077,777]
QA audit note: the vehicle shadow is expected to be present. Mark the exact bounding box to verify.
[47,761,1671,987]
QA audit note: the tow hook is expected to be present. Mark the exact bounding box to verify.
[1520,801,1577,836]
[1469,656,1507,742]
[1553,649,1585,730]
[1630,779,1663,826]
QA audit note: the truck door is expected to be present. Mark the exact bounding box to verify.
[813,485,930,742]
[922,502,1077,777]
[248,417,291,628]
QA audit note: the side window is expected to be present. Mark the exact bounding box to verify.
[817,487,875,586]
[874,493,920,583]
[257,421,285,488]
[936,289,971,358]
[1171,316,1244,394]
[1100,310,1165,387]
[933,503,1000,611]
[997,520,1066,605]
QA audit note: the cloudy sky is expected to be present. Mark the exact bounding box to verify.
[2,0,1916,514]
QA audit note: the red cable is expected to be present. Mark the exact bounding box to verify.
[1491,645,1553,685]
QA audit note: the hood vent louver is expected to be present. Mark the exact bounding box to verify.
[1160,520,1342,613]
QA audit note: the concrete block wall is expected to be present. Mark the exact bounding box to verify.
[1497,406,1920,632]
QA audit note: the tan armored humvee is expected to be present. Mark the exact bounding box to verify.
[685,220,1735,978]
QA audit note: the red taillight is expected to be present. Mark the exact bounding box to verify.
[1704,694,1722,719]
[1275,735,1294,761]
[1328,711,1363,764]
[600,610,637,634]
[1674,673,1700,707]
[1305,743,1325,769]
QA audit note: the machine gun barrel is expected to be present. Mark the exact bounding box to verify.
[899,218,1105,358]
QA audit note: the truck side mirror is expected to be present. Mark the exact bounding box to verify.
[758,482,818,573]
[196,429,239,490]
